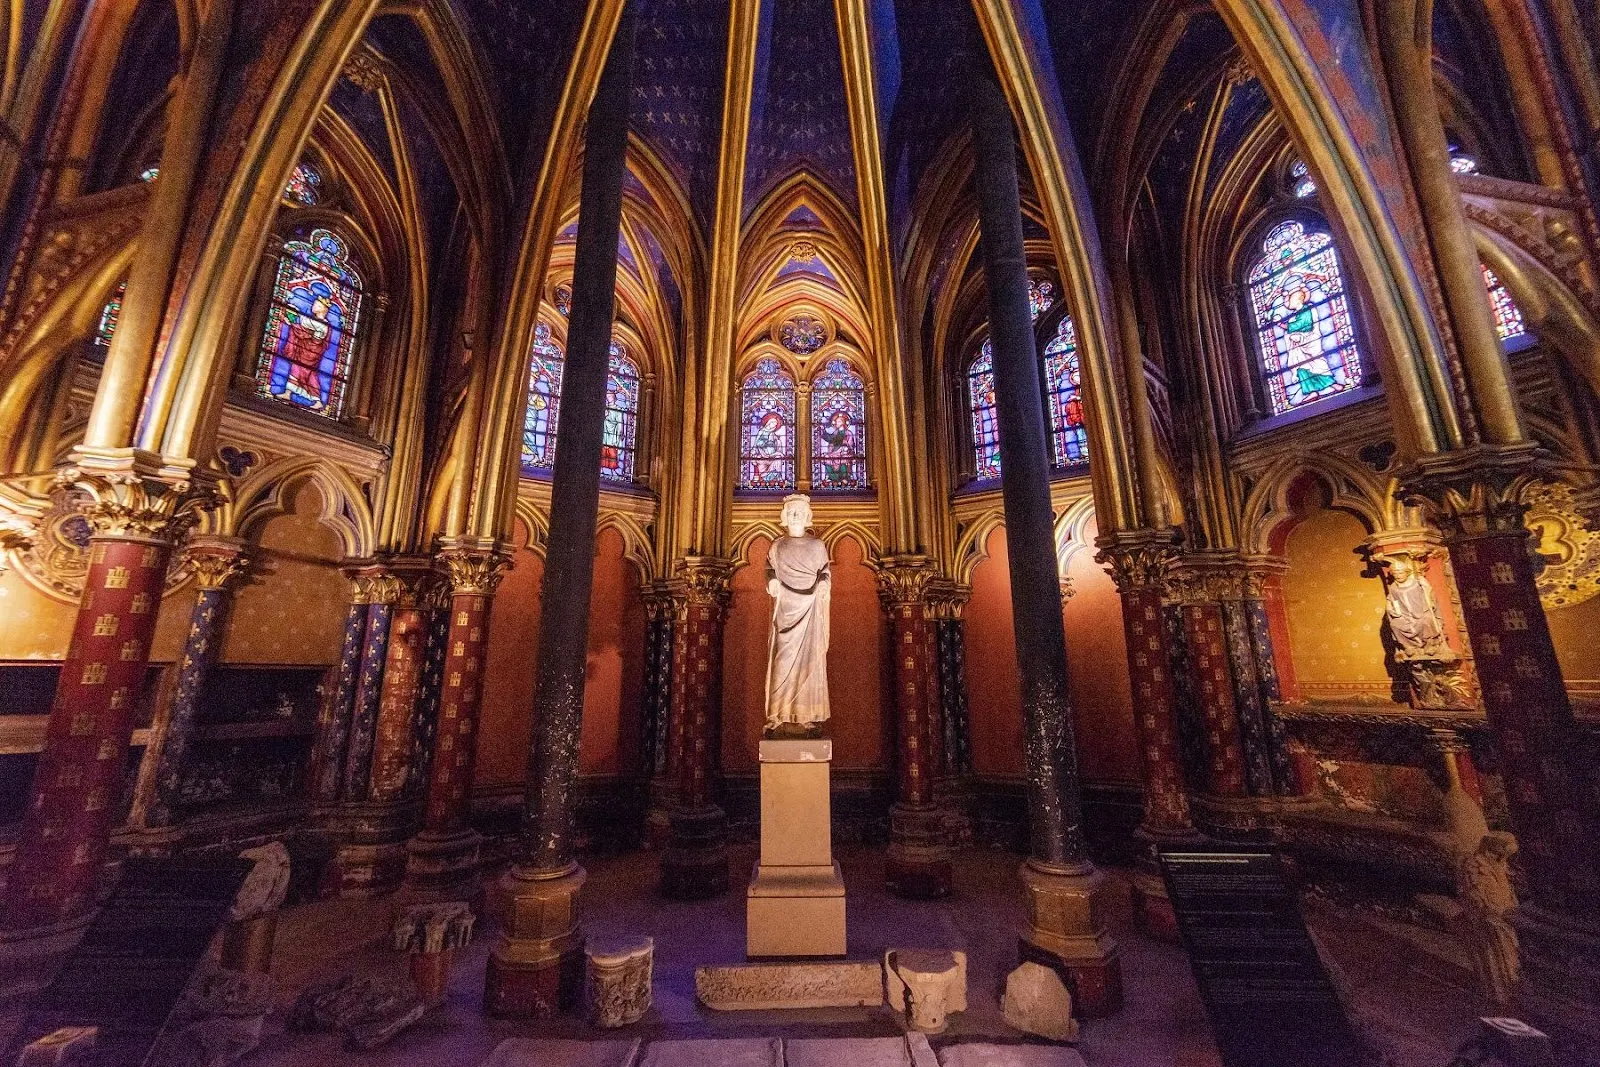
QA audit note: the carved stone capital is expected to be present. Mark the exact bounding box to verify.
[875,554,936,610]
[56,446,216,544]
[924,578,971,621]
[184,536,251,592]
[675,556,734,608]
[1094,529,1179,594]
[1239,555,1288,599]
[435,538,512,597]
[640,579,681,621]
[1399,444,1546,540]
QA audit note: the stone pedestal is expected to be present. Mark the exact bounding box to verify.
[746,740,846,959]
[485,866,586,1018]
[1017,862,1122,1017]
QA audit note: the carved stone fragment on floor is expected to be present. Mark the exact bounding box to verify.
[16,1027,97,1067]
[286,974,427,1049]
[1001,960,1080,1042]
[884,949,967,1034]
[587,936,653,1027]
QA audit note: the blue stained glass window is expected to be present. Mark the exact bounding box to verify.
[284,163,321,206]
[1044,318,1088,466]
[1247,220,1363,414]
[968,344,1001,481]
[601,341,641,482]
[255,228,363,418]
[1481,264,1526,343]
[521,322,565,471]
[1028,278,1054,321]
[739,358,796,489]
[810,358,868,490]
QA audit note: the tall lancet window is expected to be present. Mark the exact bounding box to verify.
[255,228,364,418]
[1247,219,1363,414]
[521,322,565,471]
[601,341,641,482]
[810,358,868,490]
[968,343,1002,481]
[1481,264,1527,343]
[1044,317,1088,466]
[739,358,797,490]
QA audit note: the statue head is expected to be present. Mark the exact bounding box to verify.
[780,493,813,535]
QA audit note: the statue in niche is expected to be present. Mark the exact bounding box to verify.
[1380,553,1450,660]
[764,494,830,739]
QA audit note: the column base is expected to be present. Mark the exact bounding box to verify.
[660,805,728,899]
[1191,793,1273,841]
[484,865,586,1018]
[401,828,484,902]
[1130,824,1204,943]
[1513,903,1600,1056]
[886,804,952,899]
[1017,861,1123,1017]
[643,777,676,850]
[312,800,416,898]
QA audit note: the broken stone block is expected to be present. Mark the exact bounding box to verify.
[1001,961,1079,1042]
[587,936,653,1027]
[230,842,292,922]
[286,974,427,1049]
[884,949,967,1034]
[393,900,476,1003]
[16,1028,96,1067]
[343,998,428,1051]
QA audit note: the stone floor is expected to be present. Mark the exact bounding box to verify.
[3,845,1493,1065]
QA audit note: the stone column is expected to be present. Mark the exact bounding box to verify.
[640,581,678,848]
[1097,531,1203,940]
[659,558,733,899]
[1240,558,1300,795]
[368,560,438,804]
[878,556,951,899]
[1172,568,1252,836]
[308,573,372,805]
[128,536,251,842]
[486,6,635,1019]
[342,563,398,801]
[928,581,973,779]
[404,540,510,901]
[0,451,202,973]
[971,72,1120,1015]
[1361,530,1479,712]
[1406,450,1600,1045]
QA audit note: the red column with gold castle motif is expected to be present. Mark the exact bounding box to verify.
[878,556,952,898]
[405,540,510,899]
[368,559,438,804]
[660,557,733,899]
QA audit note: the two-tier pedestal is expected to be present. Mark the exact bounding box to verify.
[747,739,846,958]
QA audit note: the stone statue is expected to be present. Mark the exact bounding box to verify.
[1457,831,1521,1004]
[764,494,830,737]
[1380,554,1449,660]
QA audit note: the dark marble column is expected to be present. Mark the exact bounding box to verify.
[929,582,973,779]
[640,580,678,848]
[1407,452,1600,1044]
[129,537,252,841]
[486,5,635,1019]
[405,541,509,900]
[659,558,733,899]
[971,70,1120,1015]
[1097,532,1202,940]
[879,556,952,899]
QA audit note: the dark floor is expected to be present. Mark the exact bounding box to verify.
[238,844,1486,1067]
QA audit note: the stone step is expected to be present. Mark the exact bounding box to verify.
[478,1037,1085,1067]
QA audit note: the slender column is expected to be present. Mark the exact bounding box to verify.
[486,8,635,1019]
[1098,532,1202,941]
[1361,531,1479,712]
[368,561,437,804]
[640,581,679,848]
[1240,559,1300,794]
[659,558,733,899]
[404,540,510,900]
[406,591,452,799]
[342,565,399,801]
[1406,450,1600,1045]
[129,537,251,840]
[0,451,203,973]
[1176,595,1250,802]
[878,557,952,899]
[971,72,1120,1015]
[928,582,973,779]
[309,575,372,805]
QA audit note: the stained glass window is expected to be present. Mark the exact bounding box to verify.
[1247,219,1362,414]
[1481,263,1526,342]
[601,341,641,482]
[1044,317,1089,466]
[521,322,565,471]
[968,344,1001,481]
[780,315,825,355]
[1028,278,1055,320]
[254,228,363,418]
[95,282,127,349]
[739,358,797,489]
[284,163,321,206]
[1290,158,1317,198]
[1449,149,1479,175]
[554,282,572,317]
[138,166,159,183]
[810,358,868,489]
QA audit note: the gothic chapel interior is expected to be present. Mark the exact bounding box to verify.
[0,0,1599,1064]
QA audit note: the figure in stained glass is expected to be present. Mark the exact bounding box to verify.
[284,163,321,206]
[1481,264,1526,342]
[521,322,564,471]
[255,229,362,417]
[740,358,797,489]
[1247,220,1362,414]
[601,342,641,482]
[1044,318,1089,466]
[1028,278,1054,321]
[810,358,867,489]
[968,344,1002,481]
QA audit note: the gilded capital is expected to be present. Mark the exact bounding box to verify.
[57,447,216,544]
[925,578,971,621]
[676,555,734,608]
[184,537,251,592]
[874,554,936,610]
[1400,444,1544,540]
[436,539,512,596]
[1094,528,1179,593]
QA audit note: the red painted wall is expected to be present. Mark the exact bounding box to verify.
[967,527,1025,776]
[479,518,543,788]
